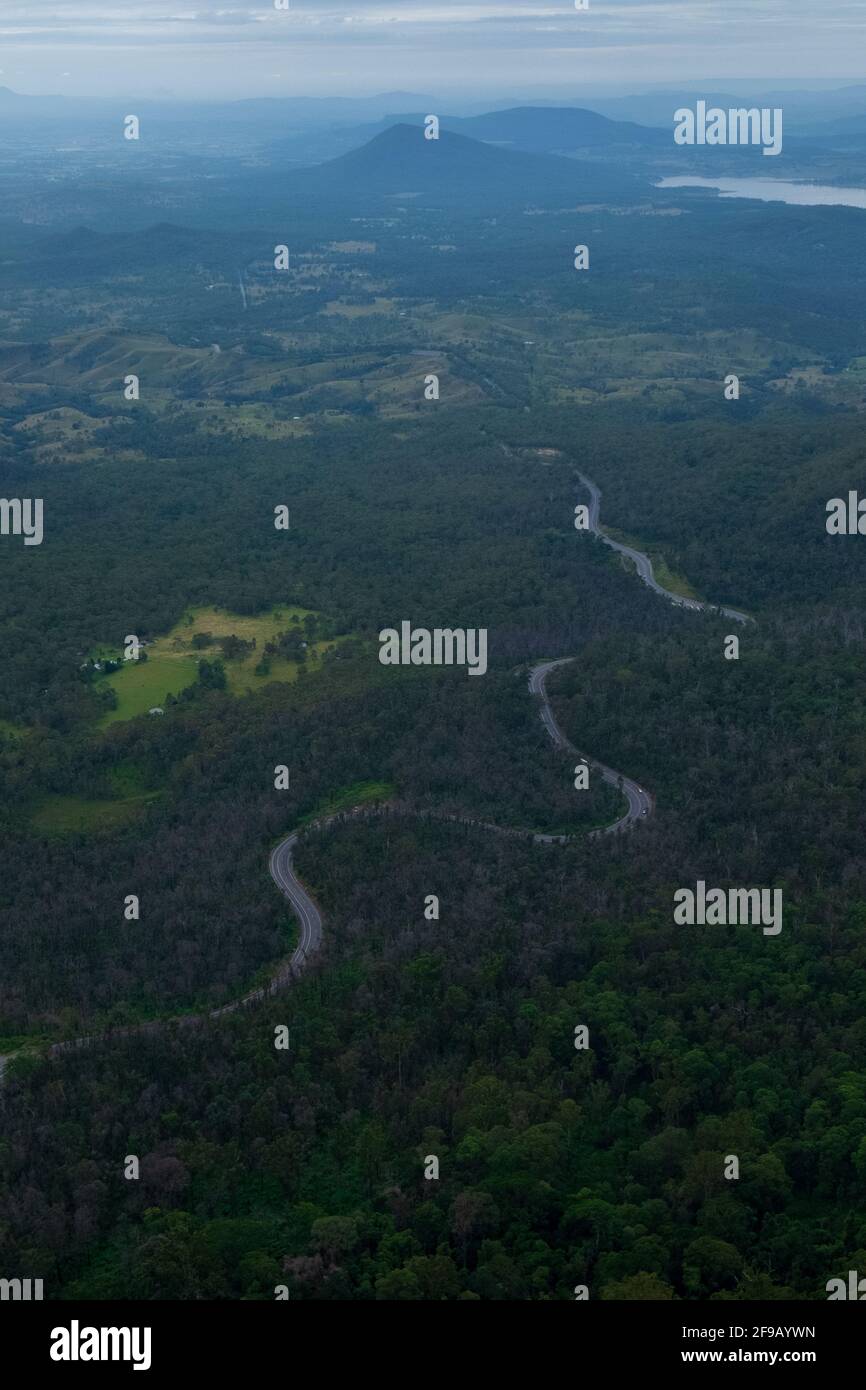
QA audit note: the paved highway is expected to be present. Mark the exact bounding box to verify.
[209,833,323,1015]
[528,657,652,836]
[575,469,752,626]
[10,467,747,1076]
[40,835,327,1061]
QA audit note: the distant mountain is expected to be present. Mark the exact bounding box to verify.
[291,122,646,204]
[586,86,866,133]
[812,112,866,139]
[267,105,668,165]
[0,86,443,132]
[227,92,438,124]
[396,106,670,152]
[0,86,48,100]
[0,86,70,113]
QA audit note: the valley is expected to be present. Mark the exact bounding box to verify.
[0,66,865,1312]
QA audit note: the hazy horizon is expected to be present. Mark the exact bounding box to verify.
[0,0,864,101]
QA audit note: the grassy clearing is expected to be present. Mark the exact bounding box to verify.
[321,297,395,317]
[96,604,341,726]
[173,401,312,440]
[327,241,378,254]
[27,763,165,840]
[100,655,199,724]
[603,526,701,601]
[298,780,394,828]
[30,792,160,836]
[0,1033,49,1053]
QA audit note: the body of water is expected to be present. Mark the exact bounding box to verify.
[656,176,866,209]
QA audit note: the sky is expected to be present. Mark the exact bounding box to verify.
[0,1,864,100]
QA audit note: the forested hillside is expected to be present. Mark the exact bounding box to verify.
[1,103,865,1303]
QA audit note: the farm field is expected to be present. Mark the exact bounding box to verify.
[97,604,339,725]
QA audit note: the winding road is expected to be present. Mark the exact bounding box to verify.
[248,652,649,1013]
[8,468,749,1073]
[528,657,652,836]
[575,469,751,626]
[259,467,753,986]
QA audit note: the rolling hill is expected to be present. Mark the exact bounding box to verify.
[386,106,670,153]
[291,122,647,204]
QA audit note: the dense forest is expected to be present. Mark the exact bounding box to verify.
[1,97,865,1301]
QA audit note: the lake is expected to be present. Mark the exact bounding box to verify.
[656,176,866,209]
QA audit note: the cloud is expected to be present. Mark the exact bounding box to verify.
[1,1,861,96]
[2,0,857,40]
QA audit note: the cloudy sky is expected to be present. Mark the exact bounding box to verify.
[0,1,863,100]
